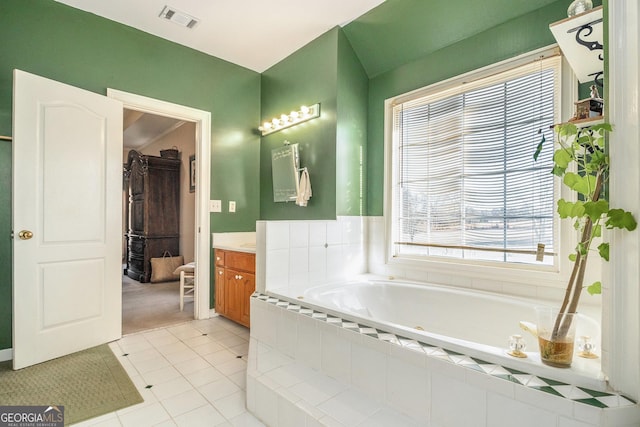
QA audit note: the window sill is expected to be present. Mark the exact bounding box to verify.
[384,253,567,293]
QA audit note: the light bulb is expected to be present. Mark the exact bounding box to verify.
[290,111,300,120]
[567,0,593,17]
[300,105,310,115]
[272,118,280,126]
[263,122,272,130]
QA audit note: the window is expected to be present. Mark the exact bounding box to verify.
[389,54,561,269]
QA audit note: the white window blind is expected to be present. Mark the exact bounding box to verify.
[391,56,560,266]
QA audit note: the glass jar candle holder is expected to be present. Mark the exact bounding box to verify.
[508,334,527,358]
[577,335,598,359]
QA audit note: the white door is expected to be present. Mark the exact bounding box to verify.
[12,70,123,369]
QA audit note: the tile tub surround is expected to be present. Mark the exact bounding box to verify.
[247,293,640,427]
[259,216,600,307]
[256,217,367,295]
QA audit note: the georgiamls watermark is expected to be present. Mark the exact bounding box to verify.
[0,406,64,427]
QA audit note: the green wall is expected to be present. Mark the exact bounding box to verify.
[0,0,261,349]
[260,29,339,220]
[364,0,573,216]
[342,0,561,78]
[336,31,369,216]
[259,28,368,219]
[0,141,10,351]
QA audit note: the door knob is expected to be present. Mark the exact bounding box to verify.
[18,230,33,240]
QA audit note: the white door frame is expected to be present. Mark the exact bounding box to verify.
[108,89,211,320]
[607,0,640,400]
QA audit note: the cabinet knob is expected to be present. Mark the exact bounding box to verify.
[218,271,223,275]
[216,256,220,261]
[238,275,243,280]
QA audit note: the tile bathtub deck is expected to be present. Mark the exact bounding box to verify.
[253,293,637,411]
[73,316,265,427]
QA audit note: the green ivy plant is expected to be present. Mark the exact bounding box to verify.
[534,122,636,338]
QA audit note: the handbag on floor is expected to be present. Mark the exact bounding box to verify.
[150,251,184,283]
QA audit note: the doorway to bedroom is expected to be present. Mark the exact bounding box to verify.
[121,108,196,334]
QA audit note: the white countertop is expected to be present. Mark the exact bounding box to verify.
[213,243,256,254]
[212,232,256,254]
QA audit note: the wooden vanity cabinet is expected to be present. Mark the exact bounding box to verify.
[214,249,255,327]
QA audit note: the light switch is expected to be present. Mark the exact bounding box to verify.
[229,201,236,213]
[209,200,222,212]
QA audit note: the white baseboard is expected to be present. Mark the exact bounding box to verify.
[0,348,13,362]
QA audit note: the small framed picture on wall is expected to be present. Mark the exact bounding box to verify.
[189,154,196,193]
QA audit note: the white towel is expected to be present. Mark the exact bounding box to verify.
[296,168,312,207]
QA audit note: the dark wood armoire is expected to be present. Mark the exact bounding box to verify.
[124,150,180,282]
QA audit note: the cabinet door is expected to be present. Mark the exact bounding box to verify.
[214,267,225,315]
[240,273,255,327]
[144,156,180,237]
[225,269,243,323]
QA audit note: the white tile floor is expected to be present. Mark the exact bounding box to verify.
[73,316,265,427]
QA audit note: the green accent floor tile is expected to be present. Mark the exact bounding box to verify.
[575,398,608,408]
[577,387,613,398]
[539,377,568,386]
[419,342,436,349]
[532,386,564,397]
[465,364,486,373]
[495,374,523,385]
[504,366,528,375]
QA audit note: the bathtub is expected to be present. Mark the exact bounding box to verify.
[249,280,640,426]
[286,277,604,389]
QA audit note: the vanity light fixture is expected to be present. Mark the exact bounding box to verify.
[259,103,320,136]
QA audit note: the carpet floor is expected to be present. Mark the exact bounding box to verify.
[0,344,143,425]
[122,274,194,335]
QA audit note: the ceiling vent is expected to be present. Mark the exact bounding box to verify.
[159,6,199,29]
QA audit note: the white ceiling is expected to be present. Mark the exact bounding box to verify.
[123,109,185,149]
[54,0,385,73]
